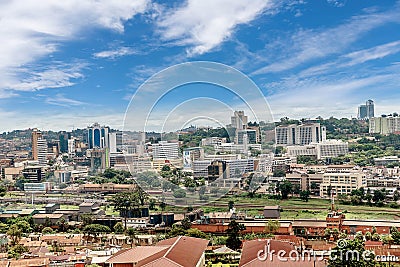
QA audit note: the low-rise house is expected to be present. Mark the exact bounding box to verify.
[263,206,281,219]
[32,213,67,225]
[106,236,209,267]
[207,211,236,224]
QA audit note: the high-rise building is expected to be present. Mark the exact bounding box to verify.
[109,131,122,153]
[87,123,110,149]
[31,128,42,160]
[152,141,179,160]
[275,122,326,146]
[230,111,248,130]
[358,100,374,119]
[37,138,48,165]
[369,115,400,134]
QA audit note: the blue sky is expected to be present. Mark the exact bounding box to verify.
[1,0,400,131]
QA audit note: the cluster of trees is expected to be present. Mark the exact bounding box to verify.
[338,187,392,207]
[167,218,207,239]
[89,168,133,184]
[110,188,148,229]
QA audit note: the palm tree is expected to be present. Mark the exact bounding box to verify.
[126,227,137,248]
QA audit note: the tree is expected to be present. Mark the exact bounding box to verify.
[265,220,280,234]
[300,190,310,202]
[279,180,292,199]
[80,214,93,226]
[329,238,375,267]
[110,191,140,230]
[82,224,111,241]
[8,244,28,259]
[273,169,285,177]
[7,225,22,246]
[126,227,137,247]
[226,220,246,250]
[113,222,124,234]
[42,227,54,234]
[228,200,234,211]
[181,218,192,230]
[373,189,385,205]
[0,185,6,197]
[173,188,186,198]
[186,228,208,239]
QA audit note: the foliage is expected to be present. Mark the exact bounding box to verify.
[329,238,375,267]
[8,244,28,259]
[113,222,124,234]
[226,220,246,250]
[300,190,311,202]
[265,220,280,234]
[42,227,54,234]
[181,218,192,230]
[273,169,285,177]
[278,180,292,199]
[7,225,22,246]
[82,224,111,238]
[89,168,133,184]
[173,188,186,198]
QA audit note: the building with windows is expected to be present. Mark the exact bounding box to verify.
[183,147,204,169]
[31,128,42,160]
[358,99,374,120]
[320,169,366,197]
[275,122,326,146]
[36,138,48,165]
[152,141,179,160]
[87,123,110,149]
[369,115,400,134]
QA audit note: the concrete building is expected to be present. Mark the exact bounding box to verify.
[358,99,374,120]
[286,140,348,159]
[275,122,326,146]
[36,138,47,165]
[369,115,400,134]
[320,170,366,196]
[31,128,42,161]
[87,123,110,149]
[374,156,400,166]
[183,147,204,169]
[152,141,179,160]
[22,166,43,182]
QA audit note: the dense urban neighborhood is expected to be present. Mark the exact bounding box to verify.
[1,105,400,266]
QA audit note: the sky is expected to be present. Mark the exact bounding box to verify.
[0,0,400,132]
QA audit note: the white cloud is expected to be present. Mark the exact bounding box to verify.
[6,62,88,92]
[93,47,138,59]
[252,4,400,74]
[0,0,150,94]
[344,40,400,66]
[156,0,276,56]
[45,94,87,107]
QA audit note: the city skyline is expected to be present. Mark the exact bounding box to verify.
[0,1,400,131]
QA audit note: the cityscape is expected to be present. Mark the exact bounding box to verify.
[1,1,400,267]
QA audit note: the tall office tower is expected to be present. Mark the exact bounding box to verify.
[230,111,248,130]
[37,138,48,165]
[366,99,374,118]
[358,100,374,119]
[275,122,326,146]
[87,123,110,149]
[59,131,69,153]
[31,128,42,160]
[109,131,122,153]
[68,137,76,158]
[229,111,249,144]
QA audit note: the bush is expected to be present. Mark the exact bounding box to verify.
[42,227,54,234]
